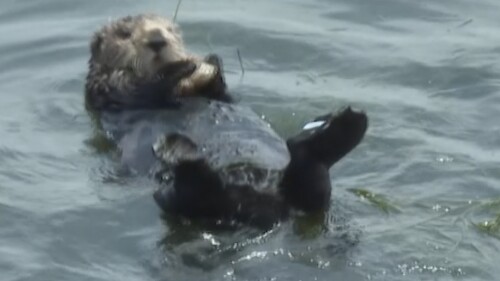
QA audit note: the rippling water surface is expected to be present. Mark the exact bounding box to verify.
[1,0,499,280]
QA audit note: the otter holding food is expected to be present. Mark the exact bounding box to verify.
[84,14,369,230]
[85,14,231,112]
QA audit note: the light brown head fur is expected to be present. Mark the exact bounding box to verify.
[90,14,190,79]
[86,14,220,111]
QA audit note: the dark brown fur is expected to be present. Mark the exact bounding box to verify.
[85,14,231,112]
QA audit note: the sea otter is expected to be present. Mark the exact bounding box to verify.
[96,97,368,229]
[150,102,368,229]
[85,14,230,112]
[85,14,369,230]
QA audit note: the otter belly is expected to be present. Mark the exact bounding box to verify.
[100,97,290,185]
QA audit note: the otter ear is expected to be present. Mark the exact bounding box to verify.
[90,33,103,58]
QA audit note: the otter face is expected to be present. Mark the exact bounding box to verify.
[90,14,188,78]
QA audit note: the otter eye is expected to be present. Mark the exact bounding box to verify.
[115,28,131,39]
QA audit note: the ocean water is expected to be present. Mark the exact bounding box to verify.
[1,0,499,280]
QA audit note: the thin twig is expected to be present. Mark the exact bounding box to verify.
[236,48,245,79]
[173,0,183,22]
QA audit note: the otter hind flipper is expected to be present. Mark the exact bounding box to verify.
[291,107,368,168]
[311,106,368,167]
[280,107,368,212]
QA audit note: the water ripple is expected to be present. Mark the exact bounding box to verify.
[0,0,500,280]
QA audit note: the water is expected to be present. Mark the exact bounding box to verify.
[1,0,499,280]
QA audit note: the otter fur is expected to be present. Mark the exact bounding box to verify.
[85,14,369,230]
[151,105,368,229]
[85,14,230,112]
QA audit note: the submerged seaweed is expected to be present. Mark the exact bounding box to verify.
[475,215,500,238]
[473,198,500,239]
[348,188,400,214]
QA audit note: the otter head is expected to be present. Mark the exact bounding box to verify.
[90,14,188,79]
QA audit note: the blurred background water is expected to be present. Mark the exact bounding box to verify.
[1,0,499,280]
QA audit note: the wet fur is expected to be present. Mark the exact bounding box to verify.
[85,15,368,230]
[153,107,368,229]
[85,14,230,112]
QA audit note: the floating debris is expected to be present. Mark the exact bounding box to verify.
[475,215,500,237]
[472,197,500,238]
[348,188,400,214]
[237,48,245,79]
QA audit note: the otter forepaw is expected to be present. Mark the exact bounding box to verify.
[176,62,218,96]
[196,54,232,102]
[159,60,197,84]
[204,54,224,72]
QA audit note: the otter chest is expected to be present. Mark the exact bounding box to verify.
[101,98,290,188]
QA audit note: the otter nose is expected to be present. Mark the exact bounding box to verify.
[147,39,167,53]
[147,30,167,53]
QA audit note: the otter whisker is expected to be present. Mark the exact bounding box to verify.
[133,57,140,72]
[132,57,146,78]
